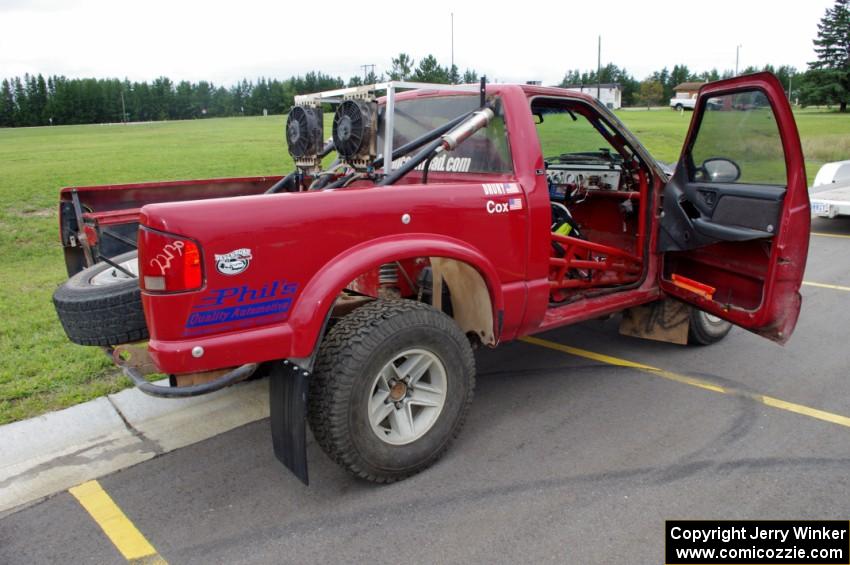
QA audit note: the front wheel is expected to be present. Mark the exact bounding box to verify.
[688,308,732,345]
[308,299,475,483]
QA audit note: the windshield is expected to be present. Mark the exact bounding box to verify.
[379,95,513,174]
[534,106,622,167]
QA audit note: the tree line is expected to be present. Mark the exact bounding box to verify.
[558,63,801,108]
[0,61,799,129]
[806,0,849,111]
[0,53,479,127]
[0,73,346,127]
[2,0,849,130]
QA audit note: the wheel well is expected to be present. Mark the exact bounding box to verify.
[327,256,496,347]
[429,257,495,346]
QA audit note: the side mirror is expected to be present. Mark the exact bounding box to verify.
[701,158,741,183]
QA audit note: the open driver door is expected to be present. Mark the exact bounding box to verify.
[658,73,810,344]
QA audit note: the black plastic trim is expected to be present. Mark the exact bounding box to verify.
[692,218,773,241]
[269,360,310,485]
[116,355,258,398]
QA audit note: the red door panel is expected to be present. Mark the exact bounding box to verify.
[658,73,809,343]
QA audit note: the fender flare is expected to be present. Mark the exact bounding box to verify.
[287,233,504,358]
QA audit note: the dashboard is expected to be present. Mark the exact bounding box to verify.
[547,164,622,192]
[545,152,627,201]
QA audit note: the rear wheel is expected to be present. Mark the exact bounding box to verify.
[52,251,148,346]
[308,299,475,482]
[688,308,732,345]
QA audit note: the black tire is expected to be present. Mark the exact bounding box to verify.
[53,251,148,346]
[688,308,732,345]
[308,299,475,483]
[674,103,683,111]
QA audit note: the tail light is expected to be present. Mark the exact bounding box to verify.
[138,227,203,292]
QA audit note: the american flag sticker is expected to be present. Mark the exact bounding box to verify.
[508,197,523,211]
[483,183,521,196]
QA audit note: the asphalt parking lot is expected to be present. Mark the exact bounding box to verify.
[2,218,850,565]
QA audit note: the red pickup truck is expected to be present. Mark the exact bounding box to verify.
[53,74,810,484]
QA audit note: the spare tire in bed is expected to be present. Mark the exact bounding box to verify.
[53,251,149,346]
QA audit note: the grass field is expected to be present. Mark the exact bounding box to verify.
[618,107,850,175]
[1,107,849,424]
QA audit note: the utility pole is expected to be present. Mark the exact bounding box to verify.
[120,90,127,123]
[735,44,742,76]
[597,35,602,102]
[361,64,375,83]
[451,12,455,82]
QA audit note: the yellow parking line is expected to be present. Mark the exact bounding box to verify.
[811,231,850,239]
[520,336,850,429]
[69,480,167,564]
[802,280,850,292]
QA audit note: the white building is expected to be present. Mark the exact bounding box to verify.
[562,83,622,109]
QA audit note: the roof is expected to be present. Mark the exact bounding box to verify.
[562,83,621,90]
[673,82,706,92]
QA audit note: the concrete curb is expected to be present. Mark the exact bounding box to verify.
[0,378,269,514]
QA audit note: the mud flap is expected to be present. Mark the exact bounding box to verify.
[619,299,690,345]
[269,360,309,485]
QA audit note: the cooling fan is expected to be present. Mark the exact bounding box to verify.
[332,99,377,168]
[285,106,323,167]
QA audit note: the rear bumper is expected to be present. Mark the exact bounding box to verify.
[810,197,850,218]
[810,182,850,218]
[148,323,295,375]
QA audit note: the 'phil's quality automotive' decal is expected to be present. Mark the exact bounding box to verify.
[185,280,298,333]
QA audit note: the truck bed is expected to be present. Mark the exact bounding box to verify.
[58,176,281,276]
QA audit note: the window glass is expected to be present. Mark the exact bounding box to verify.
[378,95,512,174]
[535,108,617,161]
[689,91,786,185]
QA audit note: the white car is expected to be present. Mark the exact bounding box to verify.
[670,97,697,111]
[810,160,850,218]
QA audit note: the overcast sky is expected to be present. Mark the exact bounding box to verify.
[0,0,835,86]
